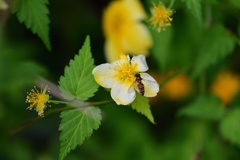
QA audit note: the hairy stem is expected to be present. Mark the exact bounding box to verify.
[160,65,191,87]
[10,99,114,135]
[168,0,175,9]
[199,73,206,94]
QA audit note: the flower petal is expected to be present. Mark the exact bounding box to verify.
[135,73,159,97]
[131,55,148,72]
[111,81,136,105]
[92,63,115,88]
[121,23,153,56]
[124,0,147,20]
[105,39,125,62]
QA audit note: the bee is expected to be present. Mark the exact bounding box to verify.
[134,73,144,96]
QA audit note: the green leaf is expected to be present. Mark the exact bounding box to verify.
[12,0,51,50]
[151,27,173,71]
[192,24,236,78]
[131,92,155,124]
[59,107,102,160]
[219,108,240,147]
[179,94,225,120]
[182,0,203,27]
[59,36,99,101]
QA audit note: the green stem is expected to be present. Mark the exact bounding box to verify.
[48,100,68,104]
[205,5,212,28]
[168,0,175,9]
[10,99,114,135]
[160,65,191,87]
[89,99,114,106]
[199,73,206,94]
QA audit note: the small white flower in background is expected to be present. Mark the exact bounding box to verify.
[92,54,159,105]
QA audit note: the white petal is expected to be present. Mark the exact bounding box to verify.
[137,73,159,97]
[111,81,136,105]
[92,63,115,88]
[112,56,130,68]
[131,55,149,72]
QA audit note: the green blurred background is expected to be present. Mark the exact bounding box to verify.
[1,0,240,159]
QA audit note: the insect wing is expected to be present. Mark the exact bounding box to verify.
[142,79,159,88]
[128,81,138,94]
[136,78,159,96]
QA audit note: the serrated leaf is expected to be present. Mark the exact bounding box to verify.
[151,27,173,71]
[179,94,225,120]
[131,92,155,124]
[182,0,203,27]
[12,0,51,50]
[59,36,99,101]
[219,108,240,148]
[192,24,236,78]
[59,107,102,160]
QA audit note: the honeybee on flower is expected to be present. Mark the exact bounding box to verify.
[92,54,159,105]
[26,85,50,117]
[148,1,175,32]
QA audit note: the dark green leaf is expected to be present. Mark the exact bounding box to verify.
[179,94,225,120]
[219,108,240,147]
[12,0,51,50]
[59,107,102,160]
[228,0,240,9]
[192,24,236,78]
[182,0,203,27]
[59,36,99,101]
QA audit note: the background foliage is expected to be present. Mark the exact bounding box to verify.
[1,0,240,159]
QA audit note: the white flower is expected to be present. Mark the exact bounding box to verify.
[92,55,159,105]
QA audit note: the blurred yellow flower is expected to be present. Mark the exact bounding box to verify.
[92,55,159,105]
[0,0,8,10]
[211,71,240,105]
[163,73,193,100]
[103,0,153,62]
[26,86,50,117]
[148,2,174,32]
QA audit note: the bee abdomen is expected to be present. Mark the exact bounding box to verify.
[138,83,144,96]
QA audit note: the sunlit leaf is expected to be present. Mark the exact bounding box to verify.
[131,92,155,124]
[59,36,99,101]
[12,0,51,50]
[59,107,102,160]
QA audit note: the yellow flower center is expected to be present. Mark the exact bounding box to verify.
[26,86,49,117]
[149,2,174,32]
[113,55,138,85]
